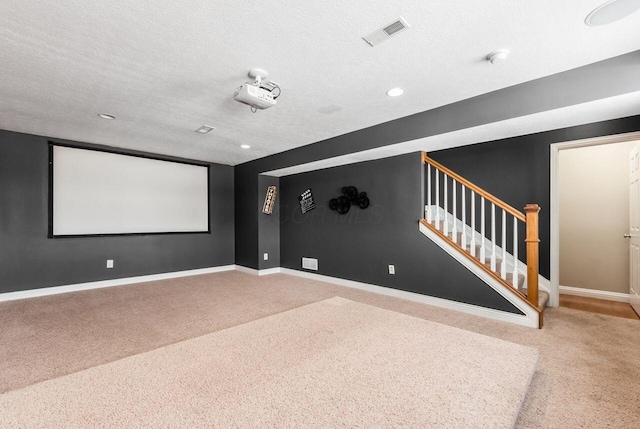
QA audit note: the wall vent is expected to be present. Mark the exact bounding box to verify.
[302,257,318,271]
[363,17,410,47]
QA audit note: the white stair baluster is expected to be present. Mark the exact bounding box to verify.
[461,185,467,249]
[435,170,440,225]
[444,174,449,236]
[501,210,507,279]
[452,179,457,243]
[513,217,519,287]
[426,164,432,222]
[490,203,497,271]
[470,191,476,257]
[480,198,486,262]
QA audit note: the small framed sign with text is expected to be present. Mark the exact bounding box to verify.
[299,189,316,214]
[262,186,277,215]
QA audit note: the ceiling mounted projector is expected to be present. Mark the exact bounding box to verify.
[234,68,281,112]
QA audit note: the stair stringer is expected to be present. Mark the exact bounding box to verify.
[419,221,541,328]
[426,205,553,305]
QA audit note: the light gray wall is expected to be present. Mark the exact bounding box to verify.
[559,140,638,293]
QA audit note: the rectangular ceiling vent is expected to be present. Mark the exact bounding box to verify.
[363,17,410,47]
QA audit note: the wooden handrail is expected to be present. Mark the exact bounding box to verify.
[525,204,540,309]
[422,152,525,222]
[419,219,542,317]
[421,153,543,327]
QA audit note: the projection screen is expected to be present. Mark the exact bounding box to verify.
[50,144,209,237]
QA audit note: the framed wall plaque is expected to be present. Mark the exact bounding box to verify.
[262,185,277,215]
[299,189,316,214]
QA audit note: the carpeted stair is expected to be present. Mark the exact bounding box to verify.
[436,221,549,309]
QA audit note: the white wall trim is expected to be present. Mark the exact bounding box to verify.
[234,266,281,276]
[559,285,630,303]
[280,268,537,328]
[258,267,282,276]
[550,145,560,308]
[1,261,537,327]
[253,264,537,327]
[418,222,540,327]
[0,265,237,303]
[550,131,640,310]
[234,265,259,275]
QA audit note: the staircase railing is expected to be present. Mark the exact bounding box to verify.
[422,152,540,308]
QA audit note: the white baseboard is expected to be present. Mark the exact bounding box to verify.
[0,265,236,303]
[234,266,282,276]
[279,268,538,328]
[237,265,538,327]
[559,285,630,303]
[234,265,258,275]
[258,267,282,276]
[0,262,539,328]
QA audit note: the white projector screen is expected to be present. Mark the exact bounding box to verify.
[50,145,209,236]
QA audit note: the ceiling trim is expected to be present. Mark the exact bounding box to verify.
[262,90,640,177]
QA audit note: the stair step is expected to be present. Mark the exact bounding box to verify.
[428,218,547,309]
[432,222,505,266]
[505,272,525,289]
[520,289,550,309]
[433,223,514,270]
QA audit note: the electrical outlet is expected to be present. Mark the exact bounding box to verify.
[264,253,269,261]
[388,265,395,275]
[106,259,114,269]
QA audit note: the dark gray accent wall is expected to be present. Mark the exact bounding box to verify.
[0,129,235,293]
[428,115,640,280]
[258,175,280,269]
[280,153,522,314]
[235,50,640,269]
[234,163,258,268]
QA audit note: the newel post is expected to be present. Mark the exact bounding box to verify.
[524,204,540,307]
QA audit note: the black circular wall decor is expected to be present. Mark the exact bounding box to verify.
[357,192,370,209]
[336,196,350,214]
[343,186,358,203]
[329,186,370,214]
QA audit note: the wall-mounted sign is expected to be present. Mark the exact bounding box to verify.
[262,186,277,215]
[299,189,316,214]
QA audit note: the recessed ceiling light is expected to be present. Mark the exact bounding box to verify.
[195,125,215,134]
[97,113,115,120]
[386,88,404,97]
[585,0,640,26]
[240,144,251,149]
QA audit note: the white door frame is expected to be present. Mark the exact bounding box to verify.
[550,131,640,308]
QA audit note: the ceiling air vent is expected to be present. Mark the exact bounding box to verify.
[363,17,410,47]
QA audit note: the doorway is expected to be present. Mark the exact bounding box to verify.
[550,131,640,312]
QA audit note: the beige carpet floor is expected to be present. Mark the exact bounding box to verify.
[1,270,639,427]
[0,297,538,428]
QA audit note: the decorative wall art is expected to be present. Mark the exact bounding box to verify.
[261,185,277,215]
[299,189,316,214]
[329,186,370,215]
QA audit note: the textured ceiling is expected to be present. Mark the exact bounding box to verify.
[1,1,639,165]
